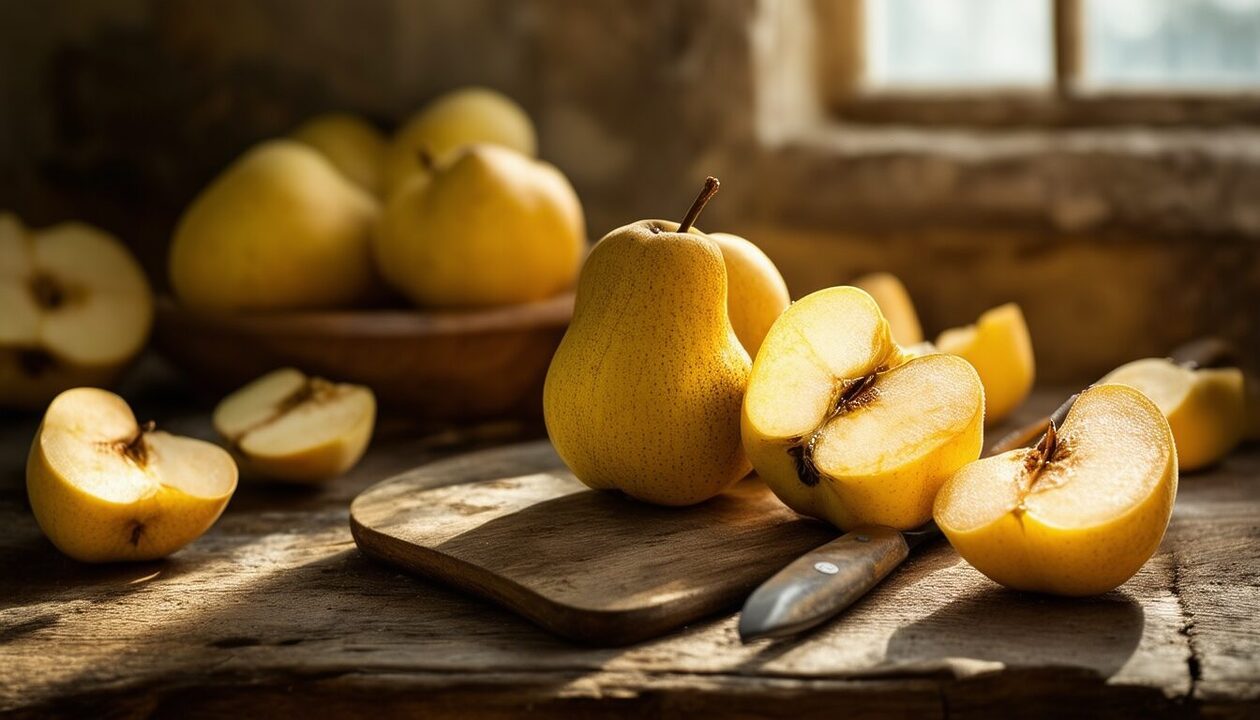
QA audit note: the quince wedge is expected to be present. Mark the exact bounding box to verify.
[1101,357,1245,471]
[214,368,375,483]
[937,303,1035,426]
[27,388,237,562]
[935,383,1177,596]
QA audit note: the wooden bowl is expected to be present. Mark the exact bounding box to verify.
[154,294,574,421]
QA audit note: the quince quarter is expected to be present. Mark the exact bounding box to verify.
[934,383,1177,596]
[1101,357,1245,471]
[27,388,237,562]
[214,368,376,483]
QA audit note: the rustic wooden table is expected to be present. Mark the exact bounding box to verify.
[2,367,1258,719]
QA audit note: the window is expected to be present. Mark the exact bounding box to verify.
[1085,0,1260,88]
[866,0,1053,88]
[821,0,1260,125]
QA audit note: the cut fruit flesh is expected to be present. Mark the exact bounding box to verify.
[1100,357,1245,471]
[239,387,374,459]
[933,383,1177,596]
[213,368,376,481]
[810,355,988,480]
[1100,358,1192,413]
[40,388,236,503]
[743,286,895,440]
[743,285,985,531]
[0,217,152,367]
[213,367,309,440]
[937,384,1170,533]
[28,387,237,562]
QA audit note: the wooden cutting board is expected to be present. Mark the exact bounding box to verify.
[349,440,836,646]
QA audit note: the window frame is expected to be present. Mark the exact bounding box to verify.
[819,0,1260,127]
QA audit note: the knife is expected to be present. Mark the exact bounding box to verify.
[737,395,1075,643]
[738,337,1236,643]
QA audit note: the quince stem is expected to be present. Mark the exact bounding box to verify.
[677,176,720,234]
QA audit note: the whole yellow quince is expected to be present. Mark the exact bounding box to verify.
[385,87,537,195]
[544,178,751,506]
[375,144,584,308]
[170,140,380,312]
[707,232,790,359]
[292,113,388,195]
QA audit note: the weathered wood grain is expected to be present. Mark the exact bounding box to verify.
[1,387,1258,718]
[349,445,836,645]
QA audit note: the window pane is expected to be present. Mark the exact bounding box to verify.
[865,0,1053,87]
[1085,0,1260,87]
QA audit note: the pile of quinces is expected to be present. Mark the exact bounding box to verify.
[11,87,584,561]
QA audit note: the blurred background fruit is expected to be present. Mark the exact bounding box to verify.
[2,0,1257,418]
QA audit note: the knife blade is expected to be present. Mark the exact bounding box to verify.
[738,337,1237,643]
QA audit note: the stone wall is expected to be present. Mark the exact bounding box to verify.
[1,0,1256,381]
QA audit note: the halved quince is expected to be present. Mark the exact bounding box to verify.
[935,383,1177,596]
[213,368,376,483]
[1101,357,1245,471]
[27,388,237,562]
[743,286,985,531]
[0,213,153,409]
[937,303,1035,426]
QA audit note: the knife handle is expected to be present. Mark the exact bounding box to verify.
[738,526,909,641]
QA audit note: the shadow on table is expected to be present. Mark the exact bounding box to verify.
[0,510,202,612]
[884,585,1145,679]
[731,540,966,672]
[17,543,631,716]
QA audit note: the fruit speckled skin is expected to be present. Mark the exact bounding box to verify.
[707,231,790,359]
[543,218,751,506]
